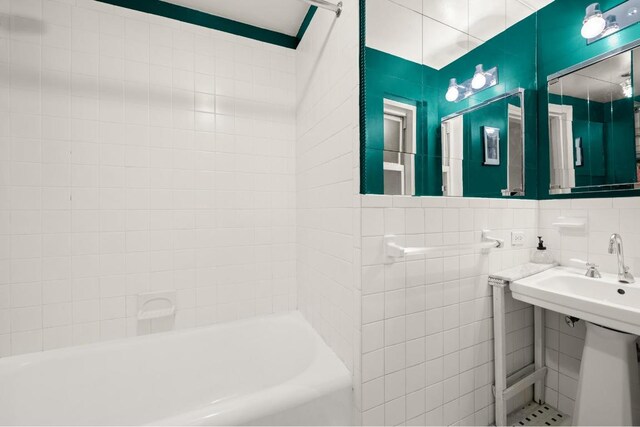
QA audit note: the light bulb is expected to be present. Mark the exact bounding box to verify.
[445,78,460,102]
[621,78,633,98]
[601,15,619,36]
[471,64,487,90]
[581,3,606,39]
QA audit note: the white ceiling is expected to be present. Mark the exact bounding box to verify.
[366,0,555,70]
[550,50,633,103]
[164,0,311,36]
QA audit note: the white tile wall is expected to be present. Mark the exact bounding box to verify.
[538,196,640,416]
[366,0,553,69]
[539,197,640,276]
[0,0,297,356]
[4,2,640,426]
[295,0,360,375]
[359,195,538,426]
[355,194,640,425]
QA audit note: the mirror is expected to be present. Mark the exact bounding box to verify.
[362,0,542,197]
[548,47,640,194]
[441,91,525,197]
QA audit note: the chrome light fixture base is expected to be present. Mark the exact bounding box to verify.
[301,0,343,17]
[583,0,640,44]
[445,65,499,103]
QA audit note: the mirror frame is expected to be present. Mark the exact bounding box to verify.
[546,39,640,195]
[441,88,526,197]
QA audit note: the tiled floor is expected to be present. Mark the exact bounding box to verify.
[508,402,571,426]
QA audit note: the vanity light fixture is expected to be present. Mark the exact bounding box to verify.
[581,3,606,38]
[581,0,640,43]
[601,15,620,36]
[445,65,499,103]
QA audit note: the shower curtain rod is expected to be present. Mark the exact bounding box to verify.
[301,0,343,17]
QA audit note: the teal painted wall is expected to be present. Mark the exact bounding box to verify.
[362,17,538,197]
[438,16,537,117]
[546,93,636,188]
[604,97,637,183]
[461,99,508,197]
[537,0,640,198]
[361,0,640,198]
[548,94,606,186]
[363,48,440,195]
[438,15,538,199]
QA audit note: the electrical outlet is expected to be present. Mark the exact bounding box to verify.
[511,231,525,246]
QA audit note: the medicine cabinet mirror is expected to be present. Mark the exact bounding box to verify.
[362,0,539,198]
[547,45,640,194]
[441,90,525,198]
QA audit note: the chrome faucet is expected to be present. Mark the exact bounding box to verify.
[585,262,601,278]
[608,233,635,284]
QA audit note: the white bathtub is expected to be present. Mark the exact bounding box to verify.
[0,312,352,426]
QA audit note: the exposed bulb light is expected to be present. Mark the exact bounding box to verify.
[445,66,498,102]
[581,3,607,39]
[601,15,620,36]
[581,0,640,44]
[621,78,633,98]
[471,64,487,90]
[445,78,461,102]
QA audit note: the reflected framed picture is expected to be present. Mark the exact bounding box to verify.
[575,137,583,167]
[483,126,500,166]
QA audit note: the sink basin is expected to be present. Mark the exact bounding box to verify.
[511,266,640,335]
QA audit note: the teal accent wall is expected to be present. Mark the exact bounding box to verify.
[363,48,440,195]
[461,100,508,197]
[548,94,606,186]
[438,15,538,199]
[361,15,538,198]
[96,0,313,50]
[546,93,636,188]
[537,0,640,198]
[438,16,538,117]
[605,97,637,184]
[360,0,640,199]
[576,121,606,186]
[359,0,367,194]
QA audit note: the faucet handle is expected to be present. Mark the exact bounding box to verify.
[570,259,601,278]
[585,263,601,278]
[622,265,635,284]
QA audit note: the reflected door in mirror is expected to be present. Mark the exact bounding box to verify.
[383,99,416,195]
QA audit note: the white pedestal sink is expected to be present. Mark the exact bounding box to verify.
[511,267,640,426]
[573,322,640,426]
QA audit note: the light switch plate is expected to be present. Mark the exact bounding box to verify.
[511,231,525,246]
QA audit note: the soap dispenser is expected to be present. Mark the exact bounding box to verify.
[532,236,554,264]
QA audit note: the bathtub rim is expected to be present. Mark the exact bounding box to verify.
[0,311,353,426]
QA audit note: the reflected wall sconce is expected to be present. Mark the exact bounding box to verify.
[581,1,640,43]
[445,64,499,103]
[620,77,633,97]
